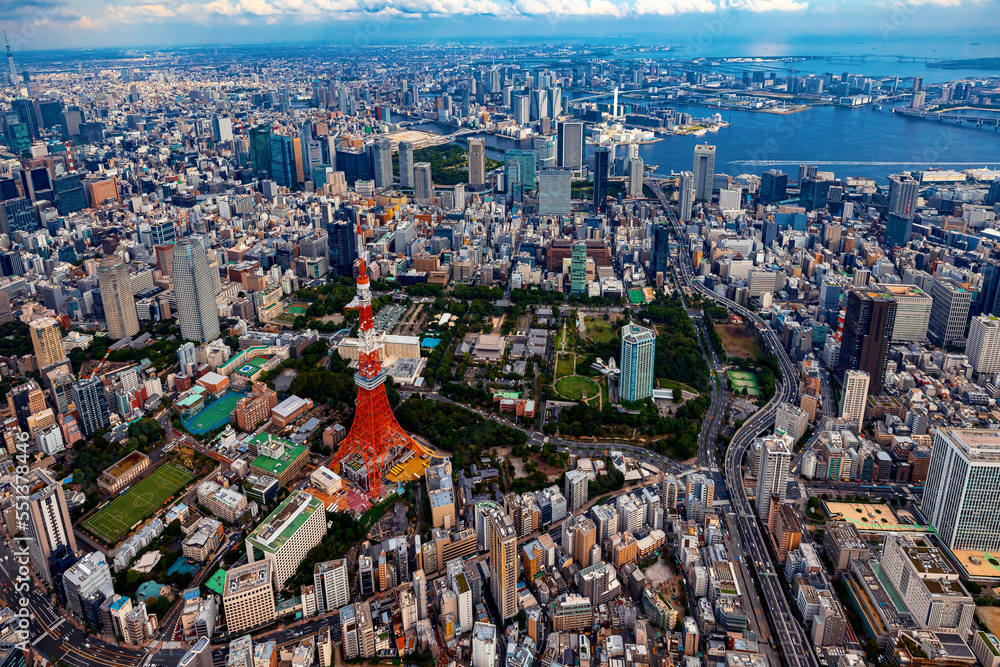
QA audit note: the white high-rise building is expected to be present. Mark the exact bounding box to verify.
[967,315,1000,375]
[472,622,498,667]
[693,143,716,201]
[840,370,870,433]
[63,551,115,620]
[246,490,327,588]
[620,322,655,403]
[754,433,792,523]
[564,470,589,512]
[172,237,220,343]
[314,559,350,614]
[922,429,1000,551]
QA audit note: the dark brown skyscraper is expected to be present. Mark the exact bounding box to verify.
[837,289,897,395]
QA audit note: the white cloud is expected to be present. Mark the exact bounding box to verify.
[721,0,808,10]
[633,0,716,14]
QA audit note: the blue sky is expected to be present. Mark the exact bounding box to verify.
[2,0,999,51]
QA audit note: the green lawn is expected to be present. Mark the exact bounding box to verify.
[584,316,616,344]
[727,370,761,397]
[555,353,576,379]
[85,462,194,545]
[555,376,601,401]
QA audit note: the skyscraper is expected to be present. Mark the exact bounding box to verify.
[759,169,788,205]
[628,157,644,197]
[837,289,896,395]
[650,223,671,279]
[966,315,1000,375]
[172,238,220,343]
[884,212,912,248]
[570,242,587,295]
[557,121,583,169]
[25,470,77,587]
[922,429,1000,551]
[928,278,973,348]
[73,376,110,437]
[314,559,350,614]
[413,162,433,204]
[538,167,571,216]
[887,174,919,217]
[840,370,870,433]
[249,126,272,178]
[269,133,304,189]
[398,141,414,189]
[677,171,695,222]
[467,137,485,186]
[212,116,233,143]
[504,150,536,190]
[620,322,655,403]
[29,316,66,367]
[487,507,517,621]
[693,143,716,201]
[98,255,140,340]
[754,433,792,522]
[372,137,393,189]
[593,147,610,213]
[511,94,530,125]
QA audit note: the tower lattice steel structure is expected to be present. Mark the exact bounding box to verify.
[331,226,421,499]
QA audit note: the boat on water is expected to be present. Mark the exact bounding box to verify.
[707,125,720,132]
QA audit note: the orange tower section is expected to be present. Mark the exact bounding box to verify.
[331,228,421,499]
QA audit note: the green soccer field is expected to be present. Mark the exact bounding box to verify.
[85,462,194,544]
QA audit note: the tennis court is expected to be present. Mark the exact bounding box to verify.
[287,305,308,315]
[182,390,243,434]
[85,462,194,545]
[727,370,761,397]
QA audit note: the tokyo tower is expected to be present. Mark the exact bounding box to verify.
[331,226,421,499]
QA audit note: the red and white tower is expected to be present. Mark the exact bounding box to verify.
[331,226,421,499]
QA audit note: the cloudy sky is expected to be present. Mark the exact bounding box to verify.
[2,0,998,52]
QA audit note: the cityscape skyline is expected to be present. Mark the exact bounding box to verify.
[3,1,1000,51]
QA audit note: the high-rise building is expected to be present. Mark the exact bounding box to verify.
[686,473,714,522]
[840,370,870,433]
[212,117,233,143]
[511,94,530,125]
[223,559,277,635]
[650,223,671,280]
[562,514,597,568]
[269,133,305,189]
[837,289,896,395]
[693,143,716,201]
[371,137,393,189]
[570,241,587,295]
[398,140,414,189]
[755,433,792,522]
[557,122,583,169]
[677,171,695,222]
[877,284,931,343]
[759,169,788,205]
[29,317,66,367]
[504,150,536,190]
[887,174,919,217]
[472,622,498,667]
[25,469,78,586]
[468,137,485,186]
[967,315,1000,375]
[0,197,37,236]
[98,256,140,340]
[884,213,912,248]
[593,147,610,212]
[413,162,432,204]
[538,167,571,216]
[922,429,1000,551]
[564,470,589,512]
[628,157,644,197]
[314,559,350,614]
[73,377,109,437]
[172,238,220,343]
[486,506,517,621]
[249,126,272,178]
[620,322,655,403]
[62,551,114,621]
[928,278,973,348]
[246,490,326,588]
